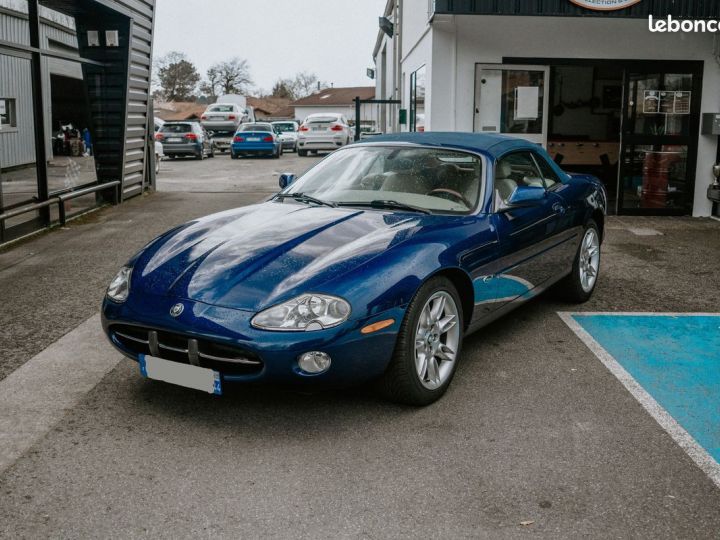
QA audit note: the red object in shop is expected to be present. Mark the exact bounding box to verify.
[641,149,683,209]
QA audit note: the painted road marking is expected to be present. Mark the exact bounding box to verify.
[0,314,122,475]
[559,312,720,489]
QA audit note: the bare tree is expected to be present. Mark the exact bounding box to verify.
[271,79,295,100]
[289,72,328,99]
[200,67,221,99]
[156,51,200,101]
[209,58,253,96]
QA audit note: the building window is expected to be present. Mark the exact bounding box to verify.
[0,98,17,130]
[410,66,426,132]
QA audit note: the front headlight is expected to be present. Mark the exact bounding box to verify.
[251,294,351,331]
[107,266,132,303]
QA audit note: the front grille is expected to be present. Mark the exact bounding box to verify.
[110,324,263,376]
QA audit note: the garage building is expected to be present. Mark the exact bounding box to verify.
[0,0,157,243]
[374,0,720,217]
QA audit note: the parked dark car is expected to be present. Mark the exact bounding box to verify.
[156,121,215,160]
[102,133,606,405]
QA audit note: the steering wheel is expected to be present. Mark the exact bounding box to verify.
[426,188,472,209]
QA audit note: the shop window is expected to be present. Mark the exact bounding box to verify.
[410,66,426,132]
[0,98,17,130]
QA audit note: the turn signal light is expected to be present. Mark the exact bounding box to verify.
[263,136,273,142]
[360,319,395,334]
[201,115,207,120]
[299,125,309,132]
[155,133,164,141]
[330,124,344,131]
[228,115,236,120]
[234,136,244,142]
[185,133,198,140]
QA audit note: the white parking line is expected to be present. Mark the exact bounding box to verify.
[559,312,720,490]
[0,314,121,475]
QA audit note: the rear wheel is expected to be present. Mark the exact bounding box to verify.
[209,144,215,158]
[230,151,239,160]
[378,277,463,406]
[195,149,204,160]
[559,220,601,303]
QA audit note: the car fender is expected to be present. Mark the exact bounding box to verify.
[319,220,494,327]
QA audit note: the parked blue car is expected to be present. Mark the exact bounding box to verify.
[230,122,283,159]
[102,133,606,405]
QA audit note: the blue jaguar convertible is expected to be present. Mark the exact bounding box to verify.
[102,133,606,405]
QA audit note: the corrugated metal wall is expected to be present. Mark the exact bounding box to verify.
[69,0,156,199]
[0,53,35,170]
[118,0,155,199]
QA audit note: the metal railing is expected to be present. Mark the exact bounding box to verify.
[0,181,120,231]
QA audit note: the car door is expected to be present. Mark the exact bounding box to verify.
[530,150,579,266]
[490,151,569,300]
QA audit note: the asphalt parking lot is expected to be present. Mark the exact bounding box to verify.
[1,152,719,538]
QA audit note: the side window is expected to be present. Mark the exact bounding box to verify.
[495,152,544,202]
[532,153,561,189]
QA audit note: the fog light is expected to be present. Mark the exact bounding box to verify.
[298,351,331,374]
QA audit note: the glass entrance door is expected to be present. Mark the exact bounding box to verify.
[474,64,550,146]
[618,68,701,214]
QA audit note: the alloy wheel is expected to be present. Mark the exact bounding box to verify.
[579,228,600,293]
[414,291,460,390]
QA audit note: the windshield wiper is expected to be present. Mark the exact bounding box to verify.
[337,200,431,214]
[274,193,336,208]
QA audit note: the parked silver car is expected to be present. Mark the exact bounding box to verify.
[200,103,249,133]
[297,113,352,156]
[271,121,299,152]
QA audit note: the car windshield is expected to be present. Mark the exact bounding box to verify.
[240,123,272,132]
[161,124,192,133]
[273,123,296,132]
[210,105,234,112]
[285,146,483,214]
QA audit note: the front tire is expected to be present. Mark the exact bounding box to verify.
[559,220,601,303]
[378,277,463,406]
[298,149,308,157]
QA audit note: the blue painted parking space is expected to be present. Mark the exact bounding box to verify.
[566,313,720,469]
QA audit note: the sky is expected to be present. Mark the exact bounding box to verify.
[153,0,387,94]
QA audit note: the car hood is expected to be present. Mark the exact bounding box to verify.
[132,201,433,312]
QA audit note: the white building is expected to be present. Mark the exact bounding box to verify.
[373,0,720,217]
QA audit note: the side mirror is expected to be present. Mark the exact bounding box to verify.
[713,164,720,180]
[278,173,296,190]
[498,186,546,212]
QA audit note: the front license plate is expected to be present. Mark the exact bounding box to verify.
[139,354,222,395]
[246,137,260,142]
